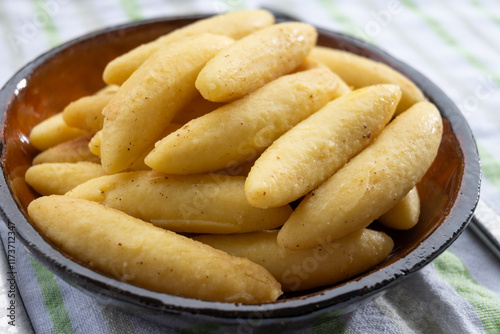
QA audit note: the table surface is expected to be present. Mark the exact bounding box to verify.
[1,1,499,333]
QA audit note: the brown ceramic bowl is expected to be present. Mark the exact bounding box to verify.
[0,14,480,331]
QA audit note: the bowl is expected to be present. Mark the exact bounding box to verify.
[0,14,481,331]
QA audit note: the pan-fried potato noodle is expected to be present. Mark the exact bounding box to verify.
[100,33,234,174]
[195,229,393,291]
[245,84,401,209]
[27,195,282,304]
[29,112,88,151]
[66,171,292,234]
[196,22,318,102]
[32,136,100,165]
[278,101,443,249]
[90,123,182,171]
[308,46,426,115]
[88,131,102,158]
[103,9,275,85]
[171,93,224,125]
[145,67,349,174]
[25,162,107,195]
[378,186,420,230]
[62,85,118,133]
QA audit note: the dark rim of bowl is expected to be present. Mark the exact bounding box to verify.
[0,14,481,320]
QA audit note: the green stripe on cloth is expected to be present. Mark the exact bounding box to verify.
[317,0,357,32]
[469,0,500,29]
[73,1,104,29]
[478,143,500,191]
[434,251,500,333]
[317,0,376,45]
[357,0,469,93]
[221,0,246,11]
[30,0,63,47]
[0,1,27,68]
[374,284,445,333]
[29,256,74,334]
[443,2,500,55]
[401,0,500,87]
[312,308,348,334]
[119,0,145,21]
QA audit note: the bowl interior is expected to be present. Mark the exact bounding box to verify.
[0,15,480,322]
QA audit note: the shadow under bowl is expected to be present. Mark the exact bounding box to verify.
[0,14,481,331]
